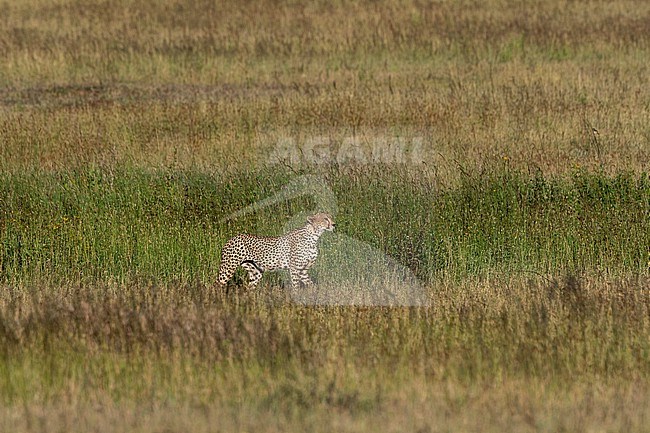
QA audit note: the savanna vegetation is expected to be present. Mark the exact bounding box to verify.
[1,0,649,431]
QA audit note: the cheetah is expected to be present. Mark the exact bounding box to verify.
[218,212,335,289]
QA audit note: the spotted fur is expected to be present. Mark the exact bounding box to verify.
[218,212,335,289]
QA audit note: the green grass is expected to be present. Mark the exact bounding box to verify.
[1,167,648,284]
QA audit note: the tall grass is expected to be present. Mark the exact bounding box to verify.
[1,167,648,284]
[2,0,649,85]
[1,0,650,431]
[1,275,649,431]
[1,0,649,177]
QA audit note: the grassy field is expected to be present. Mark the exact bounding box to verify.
[1,0,650,431]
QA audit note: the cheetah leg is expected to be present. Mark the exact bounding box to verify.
[218,262,238,287]
[290,268,313,288]
[289,270,301,288]
[241,261,264,289]
[298,269,314,286]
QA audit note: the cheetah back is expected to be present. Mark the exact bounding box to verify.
[224,234,291,271]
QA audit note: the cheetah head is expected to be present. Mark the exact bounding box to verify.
[307,212,335,234]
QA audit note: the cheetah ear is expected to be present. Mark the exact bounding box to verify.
[307,215,315,225]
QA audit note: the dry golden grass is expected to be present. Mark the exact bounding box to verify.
[1,0,649,179]
[1,275,649,432]
[2,380,649,433]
